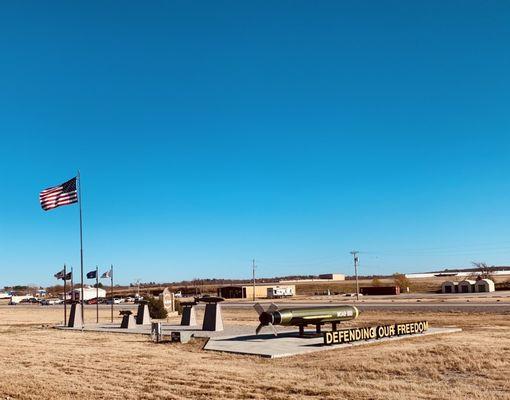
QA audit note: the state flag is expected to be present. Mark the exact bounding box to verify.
[86,270,97,279]
[101,270,111,279]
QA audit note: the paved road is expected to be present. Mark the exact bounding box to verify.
[220,301,510,313]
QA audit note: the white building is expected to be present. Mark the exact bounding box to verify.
[474,279,495,293]
[70,286,106,301]
[458,280,476,293]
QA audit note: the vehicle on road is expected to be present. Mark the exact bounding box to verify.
[41,298,60,306]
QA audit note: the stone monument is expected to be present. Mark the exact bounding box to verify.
[199,296,224,331]
[120,310,136,328]
[68,303,82,327]
[136,302,151,325]
[180,301,197,326]
[159,287,177,315]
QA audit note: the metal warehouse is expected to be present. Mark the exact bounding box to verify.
[217,284,295,299]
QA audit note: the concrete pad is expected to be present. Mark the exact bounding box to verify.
[55,322,256,339]
[204,327,462,358]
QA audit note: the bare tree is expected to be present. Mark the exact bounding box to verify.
[471,261,494,280]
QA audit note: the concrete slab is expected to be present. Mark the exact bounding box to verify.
[55,322,257,339]
[204,327,462,358]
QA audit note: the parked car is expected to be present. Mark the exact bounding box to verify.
[20,298,39,304]
[41,298,60,306]
[106,298,122,305]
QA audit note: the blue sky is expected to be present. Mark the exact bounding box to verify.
[1,1,509,286]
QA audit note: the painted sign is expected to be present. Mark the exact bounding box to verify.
[323,321,429,345]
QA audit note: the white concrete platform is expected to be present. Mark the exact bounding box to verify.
[56,322,260,339]
[204,327,462,358]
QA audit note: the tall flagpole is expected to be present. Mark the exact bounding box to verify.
[110,264,114,323]
[78,171,84,328]
[96,266,99,323]
[63,264,67,326]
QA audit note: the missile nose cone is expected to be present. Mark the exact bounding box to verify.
[259,311,273,326]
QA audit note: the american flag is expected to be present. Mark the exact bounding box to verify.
[40,177,78,211]
[54,269,65,279]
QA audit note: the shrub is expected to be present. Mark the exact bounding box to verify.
[371,278,382,287]
[146,296,168,319]
[393,273,411,291]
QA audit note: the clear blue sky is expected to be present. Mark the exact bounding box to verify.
[1,1,509,286]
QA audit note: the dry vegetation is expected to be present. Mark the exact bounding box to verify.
[0,306,508,399]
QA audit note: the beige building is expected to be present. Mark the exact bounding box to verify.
[458,280,476,293]
[218,284,296,299]
[318,273,345,281]
[474,279,495,293]
[441,281,458,293]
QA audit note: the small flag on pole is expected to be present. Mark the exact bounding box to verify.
[86,270,97,279]
[101,270,111,279]
[65,272,72,281]
[39,177,78,211]
[54,269,65,279]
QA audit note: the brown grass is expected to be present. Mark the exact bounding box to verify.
[0,306,508,399]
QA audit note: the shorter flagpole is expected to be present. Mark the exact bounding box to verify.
[111,265,114,323]
[96,266,99,324]
[63,264,67,326]
[77,171,84,329]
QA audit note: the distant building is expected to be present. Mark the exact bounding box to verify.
[217,284,295,299]
[70,286,106,301]
[458,280,476,293]
[474,279,495,293]
[279,273,345,283]
[441,281,458,294]
[406,266,510,279]
[318,273,345,281]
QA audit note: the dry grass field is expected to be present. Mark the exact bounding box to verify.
[0,305,509,400]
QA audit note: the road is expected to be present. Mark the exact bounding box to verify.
[220,301,510,313]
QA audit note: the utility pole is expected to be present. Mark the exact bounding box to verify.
[135,278,141,298]
[350,251,360,301]
[252,259,256,301]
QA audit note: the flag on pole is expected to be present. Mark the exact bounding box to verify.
[64,272,72,281]
[54,269,65,279]
[101,270,111,279]
[39,177,78,211]
[86,270,97,279]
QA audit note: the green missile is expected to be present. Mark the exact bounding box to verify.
[254,303,360,336]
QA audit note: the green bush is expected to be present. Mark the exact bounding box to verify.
[146,296,168,319]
